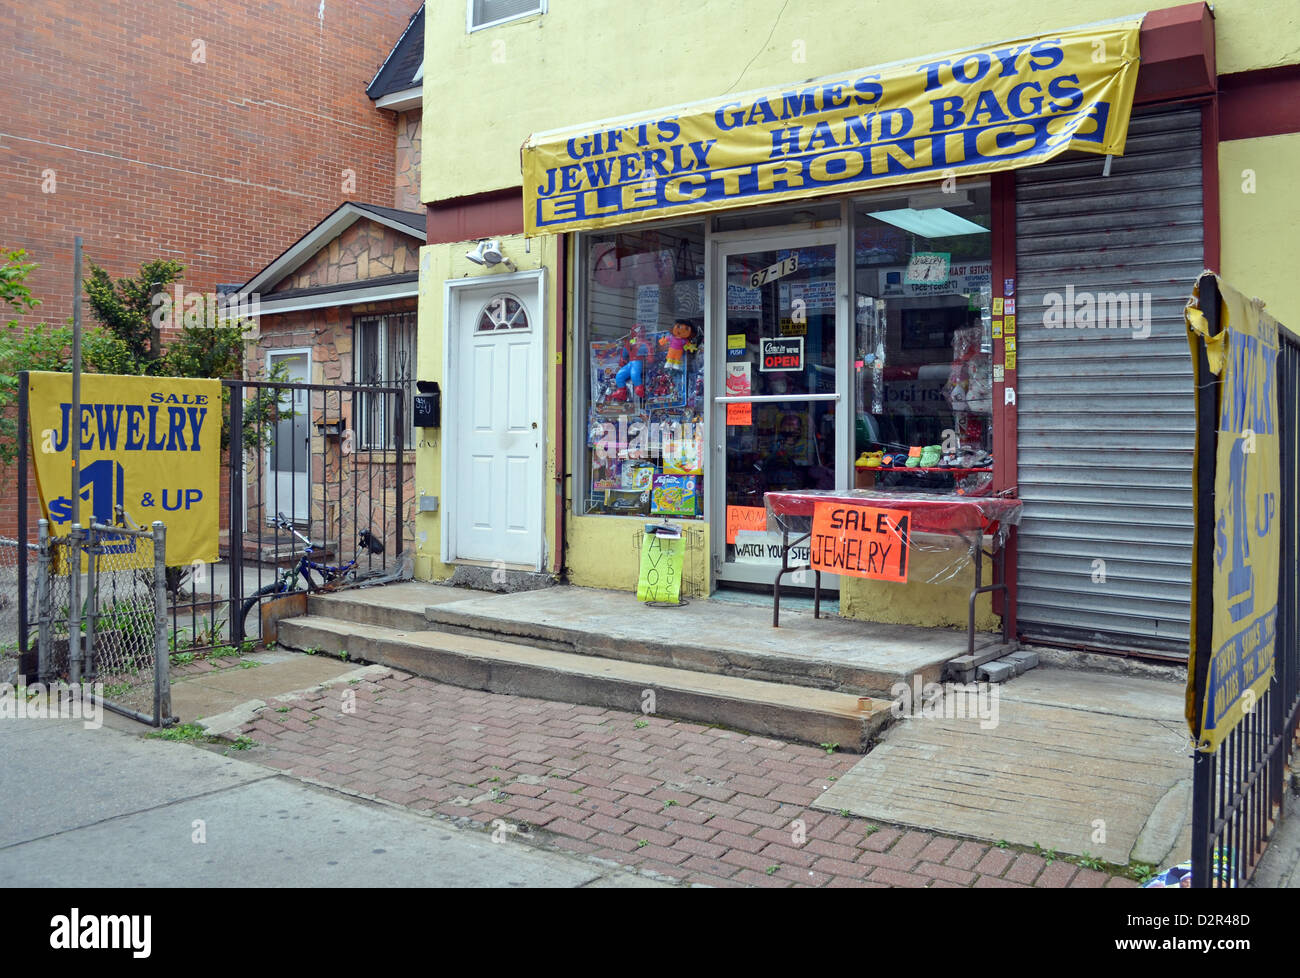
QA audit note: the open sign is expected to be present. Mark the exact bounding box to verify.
[759,336,804,372]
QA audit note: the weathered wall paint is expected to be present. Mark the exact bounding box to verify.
[1219,133,1300,331]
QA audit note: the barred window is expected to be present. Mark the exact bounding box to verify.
[353,312,416,450]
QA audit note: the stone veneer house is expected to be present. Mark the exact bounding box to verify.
[234,5,424,560]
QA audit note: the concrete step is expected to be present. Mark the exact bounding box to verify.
[417,597,949,698]
[278,615,894,753]
[307,586,433,632]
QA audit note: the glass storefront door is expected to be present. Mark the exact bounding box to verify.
[712,231,847,587]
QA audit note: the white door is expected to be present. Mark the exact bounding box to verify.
[447,275,545,568]
[265,349,310,525]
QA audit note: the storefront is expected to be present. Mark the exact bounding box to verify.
[422,5,1221,654]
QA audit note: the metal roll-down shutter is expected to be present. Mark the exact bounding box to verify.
[1014,105,1204,654]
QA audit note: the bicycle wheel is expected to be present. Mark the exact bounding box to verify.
[239,582,290,644]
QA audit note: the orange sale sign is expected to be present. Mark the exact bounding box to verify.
[810,502,911,582]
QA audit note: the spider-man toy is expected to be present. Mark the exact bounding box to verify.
[610,325,653,402]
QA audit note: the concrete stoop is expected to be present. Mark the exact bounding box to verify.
[416,603,939,697]
[277,614,894,752]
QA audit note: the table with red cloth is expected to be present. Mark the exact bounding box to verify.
[762,489,1023,658]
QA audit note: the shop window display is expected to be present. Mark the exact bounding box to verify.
[581,225,706,517]
[852,185,994,495]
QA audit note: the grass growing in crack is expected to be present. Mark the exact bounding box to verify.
[147,723,214,743]
[228,736,256,751]
[864,825,879,837]
[1032,842,1058,865]
[819,742,839,755]
[1129,862,1157,884]
[634,718,648,729]
[636,839,648,849]
[239,660,259,669]
[765,865,779,876]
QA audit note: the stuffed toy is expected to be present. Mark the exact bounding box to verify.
[611,325,652,401]
[660,320,695,371]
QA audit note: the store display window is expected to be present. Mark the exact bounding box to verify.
[579,224,706,517]
[851,184,994,494]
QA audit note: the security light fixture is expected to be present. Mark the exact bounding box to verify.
[465,239,515,270]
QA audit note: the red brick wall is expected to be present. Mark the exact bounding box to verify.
[0,0,421,542]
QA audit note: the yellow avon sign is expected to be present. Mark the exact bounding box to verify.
[27,372,221,567]
[1185,277,1283,753]
[523,19,1142,234]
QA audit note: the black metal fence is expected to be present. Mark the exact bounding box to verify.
[225,378,412,645]
[1189,280,1300,887]
[15,374,412,676]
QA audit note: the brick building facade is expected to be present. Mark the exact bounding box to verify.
[0,0,423,540]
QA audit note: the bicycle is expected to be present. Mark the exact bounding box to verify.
[238,512,384,642]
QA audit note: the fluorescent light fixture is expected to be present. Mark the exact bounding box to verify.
[869,207,987,238]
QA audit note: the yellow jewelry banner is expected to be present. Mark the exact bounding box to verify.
[27,372,221,567]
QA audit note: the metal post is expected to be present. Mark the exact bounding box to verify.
[84,525,97,680]
[71,237,82,530]
[67,522,83,684]
[395,390,404,560]
[36,519,52,682]
[17,371,30,675]
[227,382,244,642]
[152,521,170,725]
[1191,274,1222,887]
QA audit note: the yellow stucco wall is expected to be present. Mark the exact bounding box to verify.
[423,0,1297,203]
[1218,133,1300,331]
[412,234,560,581]
[416,3,1298,630]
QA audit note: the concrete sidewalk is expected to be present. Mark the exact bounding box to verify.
[0,712,667,888]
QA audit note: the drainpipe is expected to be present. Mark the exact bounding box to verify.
[553,234,567,578]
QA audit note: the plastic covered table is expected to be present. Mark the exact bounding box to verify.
[763,489,1023,657]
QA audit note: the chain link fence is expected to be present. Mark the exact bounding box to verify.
[33,520,173,726]
[0,536,37,681]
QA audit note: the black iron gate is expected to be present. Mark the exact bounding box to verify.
[1188,279,1300,887]
[16,374,412,676]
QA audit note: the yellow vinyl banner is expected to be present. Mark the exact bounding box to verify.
[27,372,221,567]
[523,19,1142,234]
[1185,277,1282,752]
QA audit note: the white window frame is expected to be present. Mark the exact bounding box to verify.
[466,0,546,33]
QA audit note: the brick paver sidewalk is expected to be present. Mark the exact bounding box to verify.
[235,667,1141,888]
